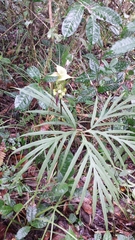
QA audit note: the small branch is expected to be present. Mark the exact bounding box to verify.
[48,0,54,28]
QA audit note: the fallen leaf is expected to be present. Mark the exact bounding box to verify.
[82,202,92,215]
[0,143,6,166]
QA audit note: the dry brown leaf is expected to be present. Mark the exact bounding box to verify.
[82,202,92,215]
[40,124,50,131]
[0,143,6,166]
[82,197,92,215]
[43,232,50,240]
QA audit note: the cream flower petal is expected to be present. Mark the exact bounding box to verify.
[50,72,59,77]
[56,65,67,75]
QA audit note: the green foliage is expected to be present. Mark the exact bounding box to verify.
[62,3,84,37]
[12,85,135,229]
[111,37,135,55]
[15,226,31,240]
[86,16,101,46]
[1,0,135,238]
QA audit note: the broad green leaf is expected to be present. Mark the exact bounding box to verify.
[94,233,102,240]
[0,56,11,64]
[127,20,135,32]
[13,203,23,213]
[117,234,134,240]
[75,71,97,83]
[110,58,118,67]
[26,204,37,222]
[69,213,77,223]
[78,0,98,8]
[64,227,76,240]
[115,60,129,71]
[86,16,100,45]
[53,182,69,197]
[0,205,13,216]
[14,84,39,110]
[15,84,49,111]
[111,37,135,55]
[103,231,112,240]
[109,25,120,35]
[27,66,41,80]
[14,91,33,110]
[98,84,119,93]
[92,6,122,27]
[0,200,4,208]
[61,47,73,66]
[77,86,96,103]
[67,0,75,5]
[85,53,99,73]
[58,151,74,178]
[30,218,47,228]
[15,226,31,240]
[43,74,57,82]
[62,3,84,37]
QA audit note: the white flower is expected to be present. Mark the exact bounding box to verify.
[50,65,73,81]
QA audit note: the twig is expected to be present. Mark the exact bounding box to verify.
[48,0,54,28]
[0,20,23,39]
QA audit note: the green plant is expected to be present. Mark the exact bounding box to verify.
[12,83,135,230]
[61,0,135,100]
[1,0,135,239]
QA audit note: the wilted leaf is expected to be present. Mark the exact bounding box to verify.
[82,197,92,215]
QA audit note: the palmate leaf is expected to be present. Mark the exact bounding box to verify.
[15,85,76,128]
[13,91,135,229]
[86,16,101,45]
[111,37,135,55]
[62,3,84,37]
[92,6,122,27]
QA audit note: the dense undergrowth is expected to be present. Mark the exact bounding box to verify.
[0,0,135,239]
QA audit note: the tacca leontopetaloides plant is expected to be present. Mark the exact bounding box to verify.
[12,0,135,230]
[14,82,135,229]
